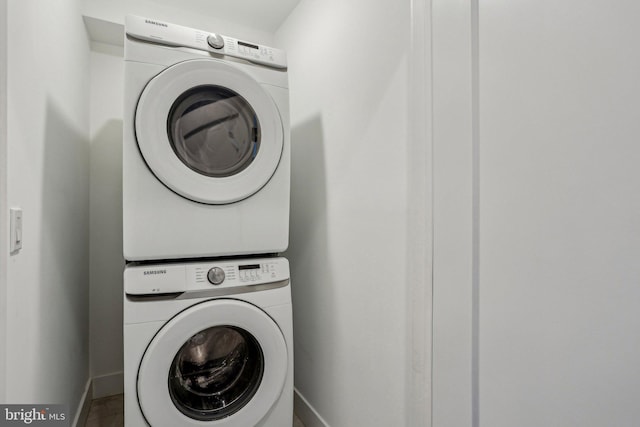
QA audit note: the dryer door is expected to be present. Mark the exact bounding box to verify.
[137,299,288,426]
[135,59,284,204]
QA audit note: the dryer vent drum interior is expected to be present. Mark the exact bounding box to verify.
[168,86,260,178]
[168,325,264,421]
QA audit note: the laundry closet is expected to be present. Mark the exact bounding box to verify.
[3,1,640,426]
[84,1,420,426]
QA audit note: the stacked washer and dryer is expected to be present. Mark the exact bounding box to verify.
[122,16,293,427]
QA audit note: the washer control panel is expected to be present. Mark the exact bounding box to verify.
[192,260,281,287]
[125,15,287,69]
[125,257,289,295]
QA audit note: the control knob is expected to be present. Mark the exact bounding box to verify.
[207,34,225,49]
[207,267,225,285]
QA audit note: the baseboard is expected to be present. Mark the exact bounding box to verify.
[294,388,330,427]
[92,371,124,399]
[72,378,93,427]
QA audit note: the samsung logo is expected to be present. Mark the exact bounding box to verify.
[145,19,168,27]
[144,269,167,276]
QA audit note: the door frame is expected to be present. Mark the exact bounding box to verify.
[431,0,479,426]
[407,0,433,426]
[0,0,8,403]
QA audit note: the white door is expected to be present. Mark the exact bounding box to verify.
[432,1,640,426]
[136,59,284,204]
[137,299,288,426]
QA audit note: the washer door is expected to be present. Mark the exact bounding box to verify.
[137,299,288,426]
[135,59,284,204]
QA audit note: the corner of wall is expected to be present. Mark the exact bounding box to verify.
[72,378,93,427]
[293,388,330,427]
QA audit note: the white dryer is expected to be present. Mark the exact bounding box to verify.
[123,16,290,261]
[123,257,293,427]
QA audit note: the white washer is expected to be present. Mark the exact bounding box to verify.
[123,16,290,261]
[124,257,293,427]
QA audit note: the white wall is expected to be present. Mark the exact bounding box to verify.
[433,1,640,426]
[275,1,412,425]
[88,43,125,398]
[5,0,90,415]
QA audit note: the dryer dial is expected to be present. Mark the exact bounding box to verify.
[207,34,225,49]
[207,267,225,285]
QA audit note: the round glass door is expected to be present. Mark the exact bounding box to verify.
[137,299,288,427]
[135,59,284,204]
[168,325,264,421]
[168,86,260,178]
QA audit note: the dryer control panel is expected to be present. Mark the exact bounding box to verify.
[125,15,287,69]
[125,257,289,296]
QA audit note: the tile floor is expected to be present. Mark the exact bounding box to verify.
[85,394,305,427]
[85,394,123,427]
[293,413,305,427]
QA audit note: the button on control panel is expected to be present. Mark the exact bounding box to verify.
[221,37,286,69]
[238,263,277,282]
[207,33,224,49]
[207,267,225,285]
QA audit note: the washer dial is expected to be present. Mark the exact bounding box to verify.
[207,267,225,285]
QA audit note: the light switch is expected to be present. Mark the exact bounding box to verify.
[10,207,22,254]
